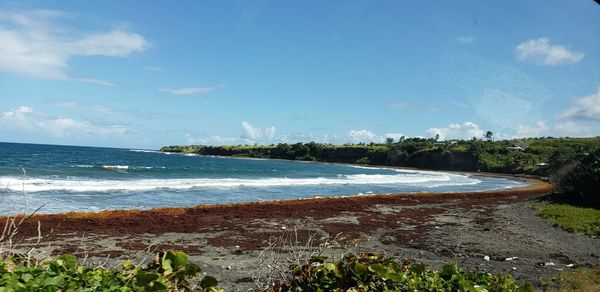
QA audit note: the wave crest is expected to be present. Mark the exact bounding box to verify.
[0,172,479,193]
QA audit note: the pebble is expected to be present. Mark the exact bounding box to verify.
[483,256,490,261]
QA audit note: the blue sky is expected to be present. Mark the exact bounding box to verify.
[0,0,599,149]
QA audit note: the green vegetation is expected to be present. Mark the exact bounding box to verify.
[1,250,540,291]
[272,252,533,291]
[543,265,600,291]
[535,147,600,237]
[0,250,221,291]
[161,137,600,177]
[551,147,600,205]
[535,202,600,236]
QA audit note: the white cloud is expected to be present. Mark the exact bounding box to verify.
[187,134,242,146]
[561,87,600,120]
[54,101,78,109]
[515,121,550,137]
[0,105,129,138]
[0,10,147,84]
[241,121,276,141]
[455,36,473,43]
[390,101,409,109]
[72,30,147,57]
[384,133,405,141]
[451,100,469,110]
[347,129,383,144]
[75,77,116,87]
[159,85,223,95]
[427,122,484,140]
[185,121,277,145]
[553,121,591,137]
[515,38,583,65]
[511,120,594,138]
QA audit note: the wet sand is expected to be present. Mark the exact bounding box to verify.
[3,177,599,290]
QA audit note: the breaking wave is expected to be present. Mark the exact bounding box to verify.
[0,171,479,193]
[129,149,160,153]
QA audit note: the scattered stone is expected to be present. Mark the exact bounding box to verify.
[226,265,232,270]
[505,257,518,261]
[483,256,490,261]
[512,267,517,271]
[566,264,575,268]
[234,277,254,284]
[281,226,287,230]
[544,262,555,266]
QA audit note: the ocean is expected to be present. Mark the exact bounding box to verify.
[0,142,527,215]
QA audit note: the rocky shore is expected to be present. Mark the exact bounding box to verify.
[4,178,598,291]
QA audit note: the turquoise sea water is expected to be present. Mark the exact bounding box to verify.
[0,142,527,215]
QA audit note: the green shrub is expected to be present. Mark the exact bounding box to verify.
[554,148,600,205]
[0,250,221,291]
[272,252,533,291]
[355,157,370,164]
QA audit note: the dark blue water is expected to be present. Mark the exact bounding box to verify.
[0,142,527,215]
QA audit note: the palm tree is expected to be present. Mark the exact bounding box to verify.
[484,131,493,141]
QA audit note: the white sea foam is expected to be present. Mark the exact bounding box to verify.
[72,164,94,168]
[136,166,166,170]
[0,172,480,193]
[71,165,164,170]
[129,149,160,153]
[101,165,129,170]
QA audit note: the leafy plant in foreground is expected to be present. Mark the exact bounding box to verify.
[272,252,534,292]
[0,250,221,291]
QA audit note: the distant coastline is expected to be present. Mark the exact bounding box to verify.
[160,137,600,177]
[1,142,528,215]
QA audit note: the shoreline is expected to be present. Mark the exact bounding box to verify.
[5,177,597,291]
[0,167,541,218]
[1,173,551,221]
[2,176,554,235]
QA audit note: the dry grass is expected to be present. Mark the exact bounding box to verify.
[252,226,343,290]
[545,265,600,291]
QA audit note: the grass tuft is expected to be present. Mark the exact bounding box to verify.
[544,265,600,291]
[535,202,600,236]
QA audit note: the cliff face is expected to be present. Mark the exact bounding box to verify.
[406,150,479,171]
[161,138,599,176]
[160,145,480,172]
[318,147,372,163]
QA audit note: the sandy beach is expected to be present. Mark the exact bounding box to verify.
[3,177,599,290]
